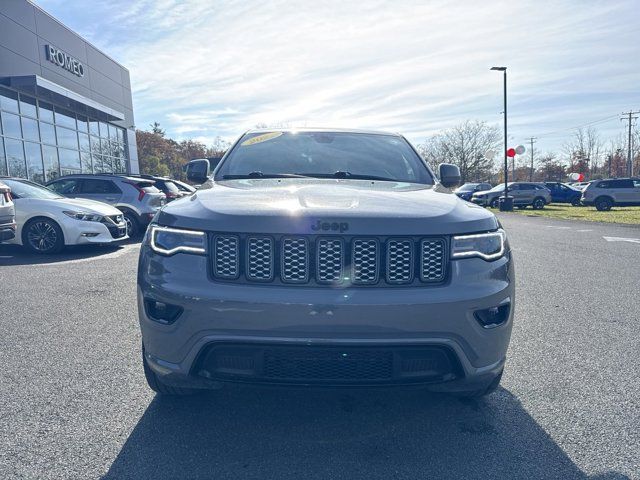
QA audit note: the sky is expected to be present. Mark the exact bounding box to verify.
[36,0,640,155]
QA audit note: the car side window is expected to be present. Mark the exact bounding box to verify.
[633,179,640,188]
[81,179,121,194]
[519,184,533,190]
[48,179,79,194]
[597,181,609,188]
[510,184,519,191]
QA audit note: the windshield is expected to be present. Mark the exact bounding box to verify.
[3,179,62,200]
[458,183,480,191]
[489,184,507,192]
[215,131,433,184]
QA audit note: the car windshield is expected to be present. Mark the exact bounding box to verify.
[488,184,507,192]
[215,131,433,184]
[3,179,63,200]
[458,183,480,191]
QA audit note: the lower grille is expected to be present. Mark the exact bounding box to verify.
[194,344,461,385]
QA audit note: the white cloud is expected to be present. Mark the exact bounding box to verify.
[36,0,640,151]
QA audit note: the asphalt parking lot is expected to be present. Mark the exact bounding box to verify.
[1,213,639,480]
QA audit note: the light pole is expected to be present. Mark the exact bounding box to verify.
[491,66,512,211]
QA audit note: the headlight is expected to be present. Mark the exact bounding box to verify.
[63,211,103,222]
[148,225,207,256]
[451,229,506,261]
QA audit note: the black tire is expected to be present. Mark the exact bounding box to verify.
[571,197,581,207]
[142,347,200,396]
[22,217,64,254]
[532,197,545,210]
[456,370,503,398]
[122,211,140,238]
[595,197,613,211]
[489,198,499,209]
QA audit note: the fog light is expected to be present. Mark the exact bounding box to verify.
[474,302,510,329]
[81,232,100,237]
[144,299,183,324]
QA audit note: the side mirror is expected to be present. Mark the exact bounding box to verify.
[438,163,461,188]
[186,159,210,184]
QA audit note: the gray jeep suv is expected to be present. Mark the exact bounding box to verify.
[472,182,551,209]
[138,129,515,397]
[47,174,166,236]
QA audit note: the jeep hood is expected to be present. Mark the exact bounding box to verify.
[157,179,498,235]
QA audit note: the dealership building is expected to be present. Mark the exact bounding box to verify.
[0,0,139,183]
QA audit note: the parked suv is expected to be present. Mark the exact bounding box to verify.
[472,182,551,209]
[581,178,640,211]
[454,182,492,201]
[137,175,188,202]
[138,129,515,398]
[0,180,16,242]
[46,174,166,236]
[544,182,582,206]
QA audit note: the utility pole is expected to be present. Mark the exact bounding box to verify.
[528,137,536,181]
[621,111,639,177]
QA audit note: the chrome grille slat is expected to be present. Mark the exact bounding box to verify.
[213,235,239,278]
[247,237,274,281]
[352,239,379,284]
[420,239,445,282]
[386,239,413,284]
[317,238,344,283]
[282,237,309,283]
[211,234,446,286]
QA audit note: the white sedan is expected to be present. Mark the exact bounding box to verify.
[2,178,128,254]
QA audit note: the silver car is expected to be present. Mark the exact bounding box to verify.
[46,174,166,236]
[581,178,640,211]
[0,180,16,242]
[472,182,551,209]
[138,129,515,398]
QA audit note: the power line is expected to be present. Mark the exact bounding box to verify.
[534,114,619,139]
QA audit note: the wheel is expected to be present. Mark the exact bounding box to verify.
[571,197,581,207]
[532,197,545,210]
[122,211,140,238]
[455,370,503,398]
[22,218,64,254]
[489,198,499,209]
[595,197,613,211]
[142,347,200,396]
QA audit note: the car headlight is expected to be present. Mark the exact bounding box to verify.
[148,225,207,256]
[63,211,103,222]
[451,229,506,261]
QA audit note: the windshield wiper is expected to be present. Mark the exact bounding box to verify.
[298,171,398,182]
[221,171,310,179]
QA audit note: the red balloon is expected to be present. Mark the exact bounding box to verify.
[577,173,584,181]
[507,148,516,157]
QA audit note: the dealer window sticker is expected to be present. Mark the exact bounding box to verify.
[241,131,283,146]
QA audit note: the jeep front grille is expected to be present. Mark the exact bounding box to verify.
[211,235,447,286]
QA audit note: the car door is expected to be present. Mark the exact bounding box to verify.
[508,184,522,203]
[79,178,123,206]
[546,183,561,202]
[518,184,536,204]
[612,179,636,204]
[46,178,81,198]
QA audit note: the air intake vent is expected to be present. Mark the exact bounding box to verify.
[281,237,309,283]
[213,235,239,278]
[317,238,344,283]
[246,237,274,281]
[352,239,379,284]
[386,239,413,284]
[420,239,446,282]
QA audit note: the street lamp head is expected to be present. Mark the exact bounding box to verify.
[490,66,507,71]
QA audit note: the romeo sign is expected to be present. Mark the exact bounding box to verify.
[45,45,84,77]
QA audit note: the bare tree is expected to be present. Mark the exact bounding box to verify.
[562,126,603,175]
[418,120,501,183]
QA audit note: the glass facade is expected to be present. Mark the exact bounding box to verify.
[0,85,128,183]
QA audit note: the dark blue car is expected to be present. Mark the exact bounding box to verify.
[544,182,582,205]
[454,182,492,201]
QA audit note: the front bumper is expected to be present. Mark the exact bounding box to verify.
[137,246,515,391]
[471,197,488,206]
[63,220,128,245]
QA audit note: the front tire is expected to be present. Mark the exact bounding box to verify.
[595,197,613,211]
[571,197,581,206]
[22,218,64,254]
[532,197,545,210]
[142,347,199,396]
[489,198,499,209]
